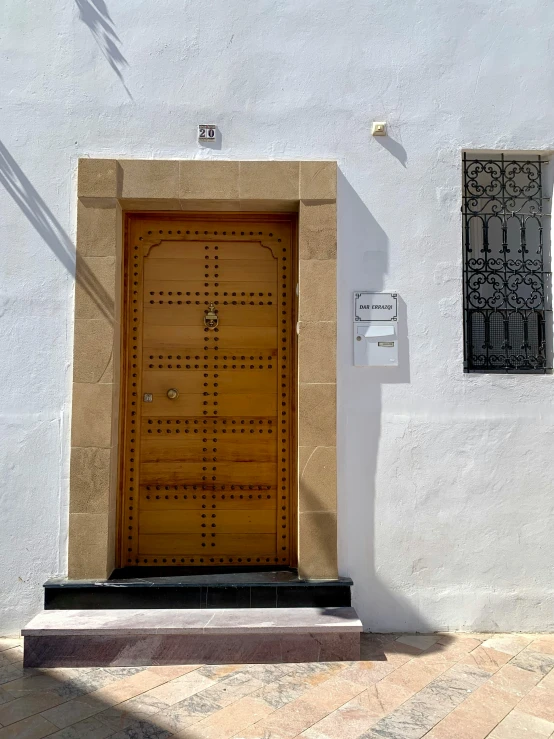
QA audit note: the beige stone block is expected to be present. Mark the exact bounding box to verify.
[69,447,111,514]
[77,201,117,256]
[239,161,299,200]
[111,321,121,388]
[299,260,336,321]
[120,198,182,211]
[71,383,114,448]
[300,161,337,200]
[74,256,116,321]
[299,446,336,513]
[109,329,121,483]
[118,159,179,199]
[298,383,336,447]
[298,321,336,383]
[114,204,124,323]
[178,199,242,211]
[239,199,298,212]
[73,318,114,383]
[78,159,118,198]
[68,513,110,579]
[299,201,337,259]
[106,500,117,574]
[298,511,338,579]
[78,196,118,207]
[180,161,240,199]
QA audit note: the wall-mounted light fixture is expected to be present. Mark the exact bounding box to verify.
[372,122,387,136]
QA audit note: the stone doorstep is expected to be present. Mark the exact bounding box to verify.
[22,607,362,667]
[43,573,353,610]
[23,607,362,636]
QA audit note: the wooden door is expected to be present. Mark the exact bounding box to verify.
[119,214,297,567]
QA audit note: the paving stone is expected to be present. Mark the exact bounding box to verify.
[511,650,554,676]
[460,646,512,673]
[2,631,553,739]
[487,709,554,738]
[527,636,554,656]
[396,635,439,651]
[516,684,554,723]
[480,634,535,656]
[488,663,542,696]
[46,716,115,738]
[0,714,58,739]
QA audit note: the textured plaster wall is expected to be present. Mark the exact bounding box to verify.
[1,0,554,633]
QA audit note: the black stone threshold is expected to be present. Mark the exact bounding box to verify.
[111,565,297,579]
[44,570,353,610]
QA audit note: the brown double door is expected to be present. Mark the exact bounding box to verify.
[119,214,296,567]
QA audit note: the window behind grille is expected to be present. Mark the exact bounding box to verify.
[462,153,552,372]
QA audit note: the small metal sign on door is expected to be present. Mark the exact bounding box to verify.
[354,292,398,322]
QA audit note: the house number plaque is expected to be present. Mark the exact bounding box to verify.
[198,124,217,142]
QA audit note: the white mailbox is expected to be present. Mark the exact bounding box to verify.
[354,292,398,367]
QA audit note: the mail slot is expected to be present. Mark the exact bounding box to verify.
[354,323,398,366]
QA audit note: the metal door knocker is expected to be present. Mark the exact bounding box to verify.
[204,302,219,329]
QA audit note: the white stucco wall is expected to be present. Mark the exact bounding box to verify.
[1,0,554,634]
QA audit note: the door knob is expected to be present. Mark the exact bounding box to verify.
[167,388,179,400]
[204,303,218,329]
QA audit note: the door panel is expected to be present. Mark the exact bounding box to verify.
[140,438,277,464]
[119,214,296,567]
[138,534,277,557]
[143,305,277,327]
[139,510,276,535]
[144,257,276,282]
[140,462,277,485]
[144,280,278,298]
[142,325,278,348]
[142,371,276,395]
[138,492,277,511]
[149,241,275,261]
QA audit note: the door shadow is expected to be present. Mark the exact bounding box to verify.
[338,169,429,633]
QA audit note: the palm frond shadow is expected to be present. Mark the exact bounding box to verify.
[75,0,133,99]
[0,141,114,322]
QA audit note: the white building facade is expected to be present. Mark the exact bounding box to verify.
[1,0,554,635]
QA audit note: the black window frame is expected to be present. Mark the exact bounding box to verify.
[462,152,552,373]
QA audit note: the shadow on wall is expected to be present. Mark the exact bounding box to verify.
[373,133,408,168]
[0,140,113,322]
[338,170,424,633]
[74,0,132,99]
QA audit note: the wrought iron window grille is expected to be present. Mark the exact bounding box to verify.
[462,153,552,373]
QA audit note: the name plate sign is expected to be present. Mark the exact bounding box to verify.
[354,292,397,322]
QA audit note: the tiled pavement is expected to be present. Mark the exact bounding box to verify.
[1,633,554,738]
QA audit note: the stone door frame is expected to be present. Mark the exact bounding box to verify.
[70,159,337,580]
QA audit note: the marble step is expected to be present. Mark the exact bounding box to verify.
[23,606,363,667]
